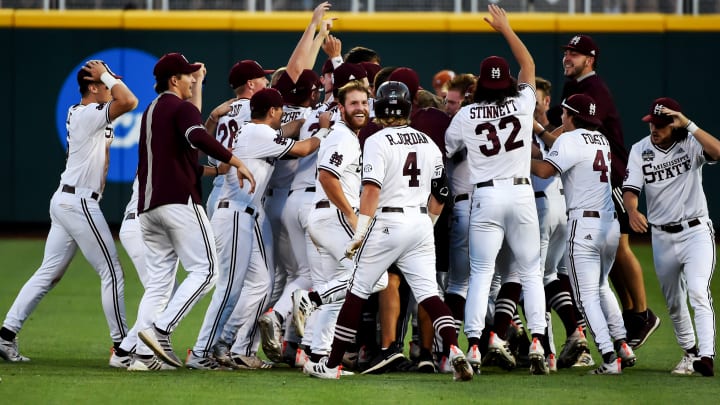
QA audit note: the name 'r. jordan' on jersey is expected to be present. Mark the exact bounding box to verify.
[363,125,444,208]
[623,132,715,225]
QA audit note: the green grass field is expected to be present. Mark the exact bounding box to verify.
[1,238,718,404]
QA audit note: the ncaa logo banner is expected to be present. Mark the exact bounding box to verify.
[55,48,158,183]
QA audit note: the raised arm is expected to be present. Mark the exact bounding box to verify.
[484,4,535,88]
[662,106,720,161]
[286,1,331,82]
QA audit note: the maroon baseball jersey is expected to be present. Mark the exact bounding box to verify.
[138,92,232,213]
[410,107,451,155]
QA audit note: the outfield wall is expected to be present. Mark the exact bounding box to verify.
[1,11,718,225]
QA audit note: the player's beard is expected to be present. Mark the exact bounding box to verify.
[343,108,369,131]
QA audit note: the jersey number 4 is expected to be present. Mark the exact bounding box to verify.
[403,152,420,187]
[474,116,523,156]
[593,150,611,183]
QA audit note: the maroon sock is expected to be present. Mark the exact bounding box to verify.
[545,279,578,337]
[558,273,586,328]
[419,296,458,353]
[493,282,521,340]
[327,292,366,369]
[444,293,466,321]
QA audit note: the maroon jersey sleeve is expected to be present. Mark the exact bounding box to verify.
[411,107,451,155]
[177,102,233,163]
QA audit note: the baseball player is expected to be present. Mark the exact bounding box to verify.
[304,81,473,381]
[553,34,660,348]
[531,93,636,375]
[623,98,718,377]
[119,53,255,371]
[444,5,548,375]
[186,88,323,370]
[301,79,369,367]
[205,60,274,220]
[0,61,136,365]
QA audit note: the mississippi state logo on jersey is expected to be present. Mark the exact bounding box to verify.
[329,151,344,167]
[642,149,655,162]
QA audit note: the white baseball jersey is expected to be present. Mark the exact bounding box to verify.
[210,98,251,167]
[362,125,443,208]
[545,129,614,213]
[447,148,472,197]
[220,122,295,208]
[267,105,313,190]
[445,84,536,183]
[291,105,340,190]
[60,101,114,193]
[532,135,564,196]
[623,133,713,225]
[313,121,362,208]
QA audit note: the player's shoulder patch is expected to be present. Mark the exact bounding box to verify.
[641,148,655,162]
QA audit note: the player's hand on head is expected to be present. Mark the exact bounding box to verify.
[192,63,207,81]
[82,60,107,81]
[660,107,690,128]
[213,97,237,119]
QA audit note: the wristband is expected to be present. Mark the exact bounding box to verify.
[686,121,699,134]
[331,56,343,69]
[353,214,372,241]
[100,72,119,90]
[314,128,330,140]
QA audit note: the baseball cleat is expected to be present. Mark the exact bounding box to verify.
[487,331,516,370]
[138,326,183,368]
[258,310,283,363]
[547,353,558,372]
[305,357,344,379]
[212,342,241,369]
[572,350,595,368]
[672,353,700,375]
[692,356,715,377]
[415,349,437,373]
[109,347,133,368]
[185,349,229,370]
[0,337,30,362]
[558,327,588,368]
[362,342,406,375]
[127,355,177,371]
[589,355,622,375]
[449,345,474,381]
[528,338,549,375]
[231,354,273,370]
[626,309,661,350]
[291,289,315,337]
[617,341,637,369]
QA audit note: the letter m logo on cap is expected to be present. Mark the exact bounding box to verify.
[491,67,501,79]
[653,104,665,115]
[589,103,597,115]
[570,35,581,45]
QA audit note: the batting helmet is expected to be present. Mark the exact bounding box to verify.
[374,81,412,119]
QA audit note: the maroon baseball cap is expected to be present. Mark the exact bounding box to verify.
[274,69,319,105]
[388,67,420,99]
[562,94,602,126]
[321,59,335,75]
[250,88,284,115]
[333,63,367,89]
[153,53,202,79]
[229,60,274,89]
[563,34,599,59]
[360,62,382,87]
[478,56,513,90]
[642,97,682,127]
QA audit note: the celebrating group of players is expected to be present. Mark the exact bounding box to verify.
[1,2,716,379]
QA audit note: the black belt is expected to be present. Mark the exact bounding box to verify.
[380,207,428,214]
[583,211,617,219]
[453,193,469,203]
[62,185,99,201]
[535,189,564,198]
[289,186,316,195]
[657,218,701,233]
[124,213,136,220]
[315,201,331,209]
[475,177,530,188]
[217,201,255,216]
